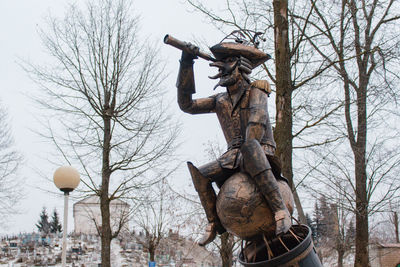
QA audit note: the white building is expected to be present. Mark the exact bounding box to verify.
[73,196,130,235]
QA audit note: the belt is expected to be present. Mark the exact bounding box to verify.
[228,137,243,149]
[228,137,276,152]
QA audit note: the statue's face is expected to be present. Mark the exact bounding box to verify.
[209,57,241,88]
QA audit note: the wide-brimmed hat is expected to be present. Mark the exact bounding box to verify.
[209,42,271,68]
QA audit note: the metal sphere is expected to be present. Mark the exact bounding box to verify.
[53,166,80,193]
[216,172,294,240]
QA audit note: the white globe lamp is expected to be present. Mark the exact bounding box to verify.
[53,166,80,267]
[53,166,80,193]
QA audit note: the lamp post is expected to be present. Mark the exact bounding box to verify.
[53,166,80,267]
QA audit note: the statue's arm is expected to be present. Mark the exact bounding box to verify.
[245,87,269,142]
[176,59,216,114]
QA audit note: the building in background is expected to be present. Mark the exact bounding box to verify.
[73,196,130,235]
[369,243,400,267]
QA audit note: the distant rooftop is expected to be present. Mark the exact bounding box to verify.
[73,195,129,206]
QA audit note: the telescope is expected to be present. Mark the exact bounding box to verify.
[163,34,216,62]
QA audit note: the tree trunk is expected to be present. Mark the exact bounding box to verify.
[100,195,112,267]
[394,211,399,243]
[344,89,370,267]
[354,152,369,267]
[220,232,233,267]
[353,55,369,266]
[273,0,306,224]
[337,249,344,267]
[149,246,155,262]
[341,66,370,267]
[101,114,112,267]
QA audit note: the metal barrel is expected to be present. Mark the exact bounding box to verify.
[238,225,322,267]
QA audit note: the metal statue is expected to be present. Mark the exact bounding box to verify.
[165,32,322,266]
[166,31,291,241]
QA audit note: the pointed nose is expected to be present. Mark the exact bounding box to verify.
[209,61,225,68]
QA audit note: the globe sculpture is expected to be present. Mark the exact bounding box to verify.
[216,172,294,240]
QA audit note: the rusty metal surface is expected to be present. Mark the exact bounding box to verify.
[178,85,276,152]
[239,225,323,267]
[216,172,294,239]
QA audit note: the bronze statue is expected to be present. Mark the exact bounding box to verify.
[165,32,323,267]
[166,32,291,246]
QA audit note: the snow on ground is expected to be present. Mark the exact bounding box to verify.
[111,239,123,266]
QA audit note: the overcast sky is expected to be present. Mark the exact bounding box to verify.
[0,0,236,234]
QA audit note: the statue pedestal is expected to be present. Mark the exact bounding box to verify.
[238,225,322,267]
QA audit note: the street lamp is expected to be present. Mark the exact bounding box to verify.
[53,166,80,267]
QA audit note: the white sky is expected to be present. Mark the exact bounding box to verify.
[0,0,234,234]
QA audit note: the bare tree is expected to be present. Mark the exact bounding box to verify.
[0,102,23,226]
[305,139,400,265]
[300,0,400,265]
[131,179,184,263]
[23,0,178,265]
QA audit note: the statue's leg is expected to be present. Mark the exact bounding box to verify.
[240,139,291,235]
[187,161,231,246]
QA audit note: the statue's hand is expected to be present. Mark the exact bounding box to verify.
[181,42,199,63]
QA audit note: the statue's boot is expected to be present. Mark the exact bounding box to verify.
[187,162,225,246]
[241,139,292,236]
[253,170,292,235]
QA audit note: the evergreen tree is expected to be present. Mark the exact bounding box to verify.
[50,209,62,233]
[313,196,337,246]
[36,207,50,234]
[313,200,322,246]
[306,213,317,241]
[318,196,333,242]
[346,221,356,244]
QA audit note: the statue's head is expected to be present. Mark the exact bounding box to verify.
[208,31,271,89]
